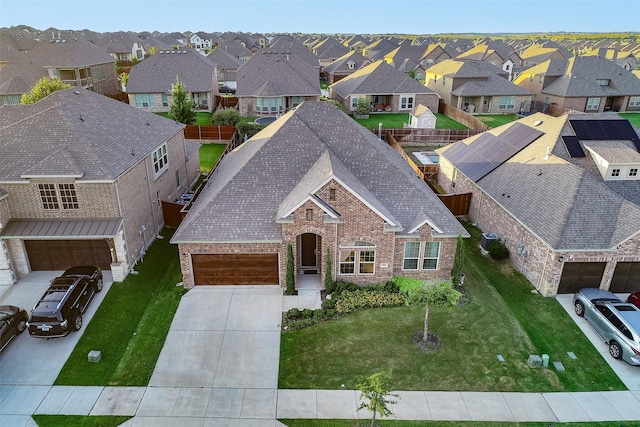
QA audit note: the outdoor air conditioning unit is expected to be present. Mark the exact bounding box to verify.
[480,233,498,251]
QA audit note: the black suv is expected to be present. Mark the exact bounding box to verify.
[28,266,103,338]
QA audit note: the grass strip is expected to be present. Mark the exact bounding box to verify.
[32,415,131,427]
[55,228,186,386]
[199,143,226,174]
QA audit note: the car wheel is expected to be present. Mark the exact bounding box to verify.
[609,341,622,359]
[96,278,103,292]
[574,300,585,317]
[73,314,83,331]
[17,319,27,333]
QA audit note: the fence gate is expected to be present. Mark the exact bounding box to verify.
[437,193,472,216]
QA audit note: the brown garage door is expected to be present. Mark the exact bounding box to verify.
[610,262,640,293]
[25,239,112,270]
[557,262,606,294]
[192,253,279,285]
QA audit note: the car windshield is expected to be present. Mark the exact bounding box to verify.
[592,298,620,303]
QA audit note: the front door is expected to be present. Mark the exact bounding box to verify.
[301,233,317,269]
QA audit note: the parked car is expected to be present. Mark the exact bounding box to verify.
[0,305,29,352]
[573,288,640,365]
[27,266,103,338]
[627,291,640,309]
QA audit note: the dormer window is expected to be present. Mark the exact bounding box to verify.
[596,79,610,86]
[630,168,638,177]
[611,168,620,177]
[347,61,355,70]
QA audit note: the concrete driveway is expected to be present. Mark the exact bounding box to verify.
[556,293,640,391]
[0,270,113,386]
[149,286,282,389]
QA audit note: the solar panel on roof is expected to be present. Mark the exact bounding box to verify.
[569,119,640,152]
[454,122,543,182]
[562,135,585,157]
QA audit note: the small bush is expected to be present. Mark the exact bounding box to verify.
[488,239,510,260]
[313,309,325,320]
[211,108,240,125]
[324,309,337,319]
[383,280,400,294]
[334,290,405,315]
[393,277,429,305]
[236,122,265,140]
[301,308,314,319]
[321,298,336,310]
[334,280,359,294]
[285,308,302,320]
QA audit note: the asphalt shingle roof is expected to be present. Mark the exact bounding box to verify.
[0,88,184,181]
[172,101,467,243]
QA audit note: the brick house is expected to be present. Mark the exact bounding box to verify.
[321,51,371,84]
[235,50,321,116]
[436,113,640,296]
[171,101,468,289]
[425,59,533,114]
[513,56,640,113]
[126,49,219,113]
[0,39,119,106]
[0,88,200,286]
[329,60,440,114]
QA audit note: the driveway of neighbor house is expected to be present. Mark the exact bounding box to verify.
[556,293,640,391]
[0,271,113,386]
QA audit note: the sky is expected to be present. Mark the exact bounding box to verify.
[0,0,638,35]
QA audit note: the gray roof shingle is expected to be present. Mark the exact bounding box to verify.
[172,101,467,243]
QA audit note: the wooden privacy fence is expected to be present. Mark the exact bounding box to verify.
[386,134,424,180]
[439,103,489,130]
[378,128,485,144]
[216,96,238,109]
[184,125,236,140]
[437,193,472,216]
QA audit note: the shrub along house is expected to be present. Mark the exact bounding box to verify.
[0,88,199,286]
[436,112,640,296]
[171,101,468,288]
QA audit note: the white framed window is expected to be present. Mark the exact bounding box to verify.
[292,96,304,108]
[161,93,168,107]
[400,96,414,109]
[499,96,516,110]
[403,242,420,270]
[134,93,155,108]
[629,168,638,177]
[586,97,600,111]
[351,96,359,109]
[0,95,20,105]
[422,242,440,270]
[152,143,169,177]
[38,183,79,210]
[402,241,440,271]
[596,79,610,86]
[611,168,620,177]
[91,65,106,82]
[339,242,376,276]
[629,96,640,107]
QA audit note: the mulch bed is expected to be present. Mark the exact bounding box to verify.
[412,331,440,353]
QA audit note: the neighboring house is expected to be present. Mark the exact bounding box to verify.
[418,43,456,68]
[456,41,523,81]
[582,48,638,71]
[126,49,219,112]
[330,60,440,114]
[235,50,321,116]
[215,40,253,63]
[171,101,468,288]
[0,38,119,105]
[362,38,400,61]
[343,35,369,52]
[267,38,322,72]
[321,50,370,83]
[190,32,213,53]
[95,32,146,61]
[0,88,200,286]
[312,37,350,67]
[409,104,436,128]
[425,59,533,113]
[436,113,640,296]
[518,42,572,67]
[514,56,640,113]
[207,47,244,89]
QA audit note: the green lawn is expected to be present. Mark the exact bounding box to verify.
[618,112,640,127]
[199,143,226,174]
[238,116,258,125]
[55,228,185,386]
[353,113,467,130]
[475,114,517,128]
[279,222,625,393]
[281,421,635,427]
[155,111,213,125]
[32,415,131,427]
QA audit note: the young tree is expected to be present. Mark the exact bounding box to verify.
[357,369,398,427]
[286,243,296,295]
[451,234,465,288]
[324,247,334,294]
[20,77,70,104]
[423,280,461,342]
[355,97,370,116]
[168,76,197,124]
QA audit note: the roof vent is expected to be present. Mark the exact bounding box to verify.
[533,120,543,126]
[74,90,81,95]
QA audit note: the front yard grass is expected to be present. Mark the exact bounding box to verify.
[475,114,517,127]
[55,228,185,386]
[279,222,625,393]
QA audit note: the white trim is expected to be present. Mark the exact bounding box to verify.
[20,174,84,179]
[281,194,340,219]
[408,218,444,234]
